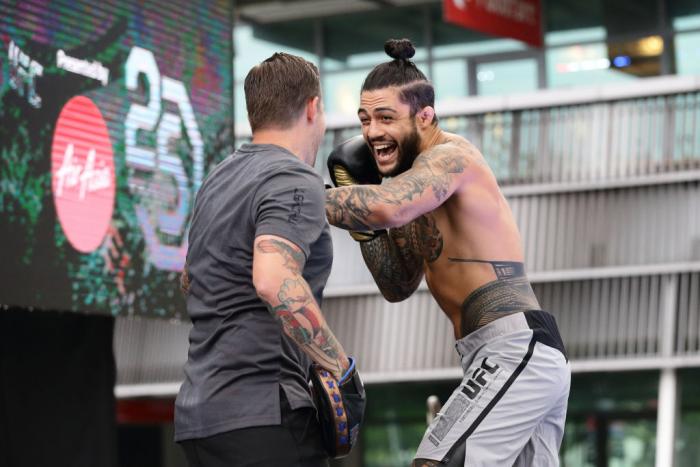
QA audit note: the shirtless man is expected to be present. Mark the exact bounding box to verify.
[325,39,571,467]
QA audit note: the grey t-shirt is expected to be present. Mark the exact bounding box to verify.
[174,143,333,441]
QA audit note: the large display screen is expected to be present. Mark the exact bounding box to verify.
[0,1,233,318]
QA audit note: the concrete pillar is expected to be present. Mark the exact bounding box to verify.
[655,275,679,467]
[655,368,678,467]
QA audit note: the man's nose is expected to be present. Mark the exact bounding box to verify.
[367,120,384,141]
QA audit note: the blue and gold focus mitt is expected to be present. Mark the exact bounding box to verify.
[310,357,366,458]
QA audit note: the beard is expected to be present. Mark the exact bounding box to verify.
[375,123,421,178]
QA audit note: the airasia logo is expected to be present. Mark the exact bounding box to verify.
[51,96,115,253]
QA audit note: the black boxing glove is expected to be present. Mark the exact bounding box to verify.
[327,136,385,242]
[327,135,382,186]
[310,357,366,459]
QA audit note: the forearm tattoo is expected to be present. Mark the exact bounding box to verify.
[256,239,344,374]
[326,147,467,231]
[449,259,541,336]
[360,214,444,302]
[266,279,343,372]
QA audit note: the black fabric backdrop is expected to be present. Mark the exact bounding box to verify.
[0,308,117,467]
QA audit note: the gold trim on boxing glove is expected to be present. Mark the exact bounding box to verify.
[333,165,358,187]
[349,231,377,242]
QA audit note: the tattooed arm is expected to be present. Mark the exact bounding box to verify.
[253,234,350,379]
[359,214,445,302]
[180,267,190,296]
[326,143,468,231]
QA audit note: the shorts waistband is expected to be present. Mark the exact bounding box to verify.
[455,309,568,361]
[455,312,530,358]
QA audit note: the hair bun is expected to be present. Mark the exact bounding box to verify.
[384,39,415,60]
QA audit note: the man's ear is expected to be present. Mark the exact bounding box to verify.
[415,106,436,128]
[306,96,321,122]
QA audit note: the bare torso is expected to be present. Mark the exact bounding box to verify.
[396,133,540,339]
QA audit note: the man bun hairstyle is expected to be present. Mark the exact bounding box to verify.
[362,39,437,124]
[244,52,321,132]
[384,38,415,60]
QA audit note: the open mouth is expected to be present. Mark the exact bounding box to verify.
[372,142,398,164]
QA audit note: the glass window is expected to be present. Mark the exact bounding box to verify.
[322,7,427,71]
[233,21,318,80]
[476,59,538,96]
[322,68,371,116]
[547,0,658,41]
[670,0,700,31]
[607,419,656,467]
[674,15,700,31]
[546,0,604,36]
[563,371,659,467]
[545,27,606,47]
[361,381,459,467]
[677,369,700,467]
[233,21,318,128]
[599,0,659,37]
[547,43,638,88]
[675,31,700,76]
[432,59,468,102]
[234,82,247,128]
[433,38,528,60]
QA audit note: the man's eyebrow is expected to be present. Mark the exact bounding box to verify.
[357,107,398,115]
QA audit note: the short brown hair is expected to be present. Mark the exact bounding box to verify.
[244,52,321,132]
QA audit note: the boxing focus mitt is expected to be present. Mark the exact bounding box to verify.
[310,357,366,459]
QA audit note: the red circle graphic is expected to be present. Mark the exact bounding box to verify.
[51,96,115,253]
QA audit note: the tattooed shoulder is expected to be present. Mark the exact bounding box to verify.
[407,143,469,202]
[415,141,470,172]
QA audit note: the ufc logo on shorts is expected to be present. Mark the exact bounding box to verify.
[461,358,500,399]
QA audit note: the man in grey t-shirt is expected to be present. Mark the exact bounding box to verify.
[175,53,360,466]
